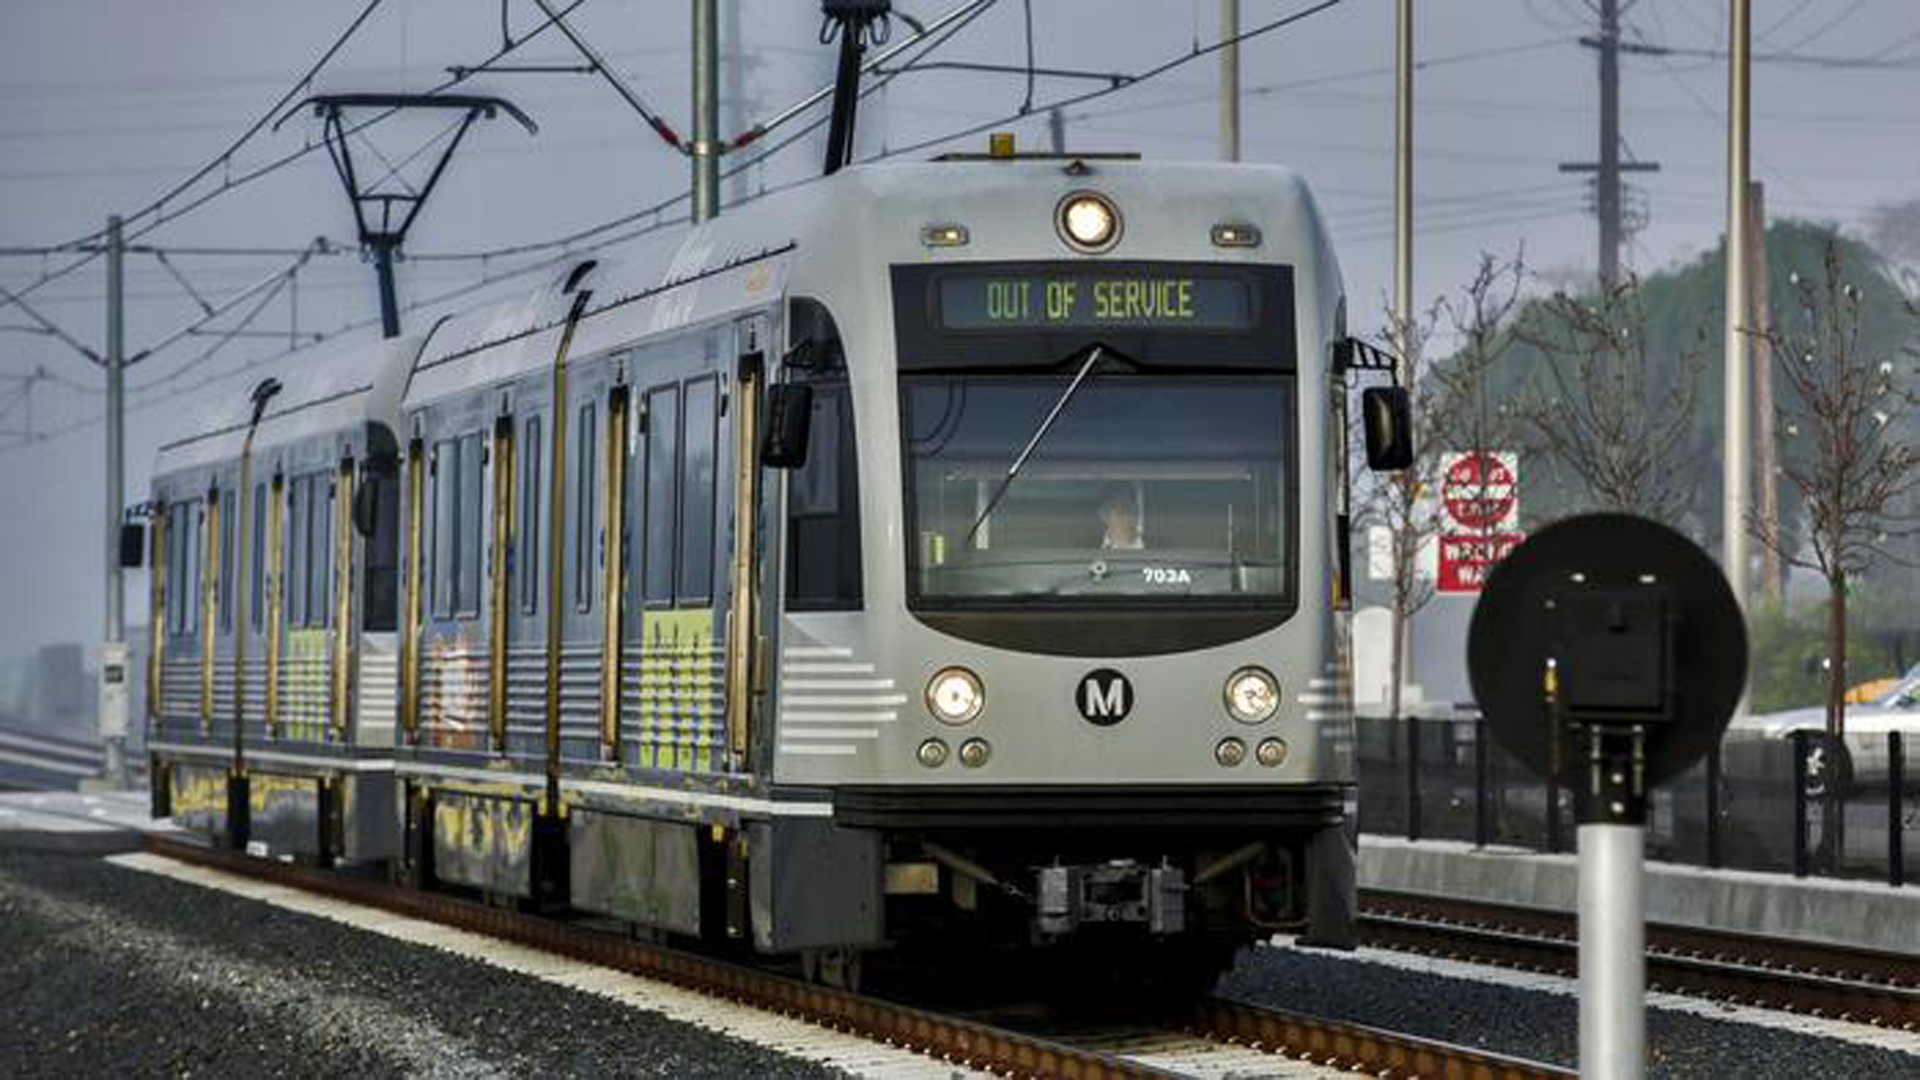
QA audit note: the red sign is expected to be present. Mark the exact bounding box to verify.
[1442,452,1517,531]
[1438,533,1524,593]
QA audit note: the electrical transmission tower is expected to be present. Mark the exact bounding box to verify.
[1557,0,1659,289]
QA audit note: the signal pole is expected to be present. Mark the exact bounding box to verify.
[1558,0,1659,290]
[1393,0,1412,371]
[103,214,128,787]
[1723,0,1752,614]
[1219,0,1240,161]
[692,0,720,222]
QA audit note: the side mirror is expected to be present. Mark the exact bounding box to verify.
[118,523,146,569]
[761,383,814,469]
[353,477,380,538]
[1362,386,1415,471]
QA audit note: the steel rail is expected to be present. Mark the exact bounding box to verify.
[1359,888,1920,1030]
[138,834,1577,1078]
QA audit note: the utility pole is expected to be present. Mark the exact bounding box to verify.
[1724,0,1752,621]
[1393,0,1412,373]
[1559,0,1658,290]
[692,0,720,223]
[103,215,128,787]
[1749,180,1780,602]
[1219,0,1240,161]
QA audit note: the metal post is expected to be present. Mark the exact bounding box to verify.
[372,240,400,339]
[1596,0,1621,289]
[1792,730,1810,878]
[1219,0,1240,162]
[1890,731,1904,888]
[1579,823,1646,1080]
[102,215,129,788]
[1047,107,1066,154]
[1547,772,1564,853]
[1723,0,1752,624]
[1706,739,1724,868]
[1474,721,1491,847]
[1405,717,1422,841]
[692,0,720,222]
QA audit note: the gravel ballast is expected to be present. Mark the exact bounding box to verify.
[1220,942,1917,1079]
[0,847,843,1079]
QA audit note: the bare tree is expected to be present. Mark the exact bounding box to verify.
[1355,302,1441,721]
[1513,275,1708,528]
[1355,253,1526,719]
[1750,242,1920,740]
[1428,253,1528,588]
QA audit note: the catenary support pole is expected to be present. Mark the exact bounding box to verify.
[1723,0,1752,623]
[1580,822,1646,1080]
[103,214,128,787]
[1597,0,1621,289]
[692,0,720,223]
[1219,0,1240,162]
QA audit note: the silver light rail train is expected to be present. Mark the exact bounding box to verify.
[138,151,1408,989]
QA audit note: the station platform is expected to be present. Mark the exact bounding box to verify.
[0,788,177,854]
[1360,833,1920,955]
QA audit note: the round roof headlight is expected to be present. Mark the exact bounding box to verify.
[1057,191,1120,252]
[926,666,985,725]
[1225,666,1281,725]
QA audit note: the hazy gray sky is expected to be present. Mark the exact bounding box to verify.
[4,0,1919,661]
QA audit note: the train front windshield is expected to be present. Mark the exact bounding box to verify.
[902,374,1294,603]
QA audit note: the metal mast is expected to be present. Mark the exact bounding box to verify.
[1723,0,1753,613]
[1220,0,1240,162]
[103,214,127,786]
[693,0,720,222]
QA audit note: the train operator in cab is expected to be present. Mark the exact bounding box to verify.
[1099,485,1145,551]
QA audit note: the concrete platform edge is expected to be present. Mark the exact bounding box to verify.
[1359,834,1920,956]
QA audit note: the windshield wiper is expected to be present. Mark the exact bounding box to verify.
[963,345,1105,545]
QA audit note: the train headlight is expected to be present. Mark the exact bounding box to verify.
[1215,737,1247,768]
[917,738,950,768]
[1057,191,1120,252]
[958,738,992,768]
[1256,737,1289,768]
[1224,666,1281,724]
[926,666,985,725]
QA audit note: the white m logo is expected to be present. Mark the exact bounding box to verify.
[1077,669,1132,725]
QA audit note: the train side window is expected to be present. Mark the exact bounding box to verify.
[457,433,483,618]
[183,502,199,634]
[786,298,863,611]
[250,482,266,631]
[219,487,235,633]
[642,385,680,605]
[574,403,596,614]
[431,440,455,619]
[169,501,190,634]
[678,376,717,603]
[520,415,541,615]
[288,477,308,629]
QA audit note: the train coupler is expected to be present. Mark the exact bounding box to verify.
[1035,860,1185,936]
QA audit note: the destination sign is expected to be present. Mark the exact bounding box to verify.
[936,271,1255,332]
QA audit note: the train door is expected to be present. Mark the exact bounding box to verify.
[554,360,619,769]
[207,468,240,746]
[234,462,263,746]
[278,461,339,744]
[413,400,492,757]
[620,330,731,775]
[501,381,550,769]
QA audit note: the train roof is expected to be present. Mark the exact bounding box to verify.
[402,158,1333,406]
[151,332,419,478]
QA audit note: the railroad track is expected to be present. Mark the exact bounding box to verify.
[1359,888,1920,1031]
[141,835,1565,1079]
